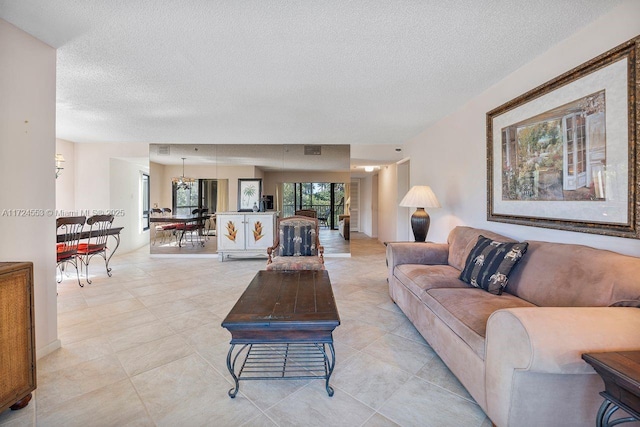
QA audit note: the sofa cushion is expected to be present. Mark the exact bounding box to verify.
[459,236,528,295]
[395,264,468,297]
[422,288,536,359]
[506,240,640,307]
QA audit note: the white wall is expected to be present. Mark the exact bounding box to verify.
[0,19,59,357]
[55,138,75,213]
[74,142,150,253]
[359,174,374,236]
[377,163,400,243]
[401,0,640,256]
[109,158,150,254]
[150,163,256,212]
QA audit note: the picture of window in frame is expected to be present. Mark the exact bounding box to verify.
[487,36,639,239]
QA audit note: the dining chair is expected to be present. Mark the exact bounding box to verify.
[175,208,205,246]
[266,215,325,270]
[56,216,86,287]
[294,209,317,218]
[151,208,165,245]
[317,207,330,228]
[159,207,179,244]
[77,214,114,284]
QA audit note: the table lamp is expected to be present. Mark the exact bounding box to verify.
[399,185,441,242]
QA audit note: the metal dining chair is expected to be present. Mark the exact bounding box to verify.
[56,216,86,287]
[77,214,114,284]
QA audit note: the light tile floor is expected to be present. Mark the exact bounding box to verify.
[0,234,492,427]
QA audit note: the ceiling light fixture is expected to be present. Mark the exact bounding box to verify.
[364,166,375,172]
[172,157,196,190]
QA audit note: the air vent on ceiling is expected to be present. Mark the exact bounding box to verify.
[304,145,321,155]
[157,145,170,155]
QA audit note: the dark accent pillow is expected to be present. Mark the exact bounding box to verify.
[609,300,640,308]
[459,235,528,295]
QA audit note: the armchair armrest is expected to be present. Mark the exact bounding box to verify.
[266,245,276,264]
[485,307,640,426]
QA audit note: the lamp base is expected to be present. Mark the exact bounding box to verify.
[411,208,430,242]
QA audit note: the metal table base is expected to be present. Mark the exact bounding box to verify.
[226,342,336,398]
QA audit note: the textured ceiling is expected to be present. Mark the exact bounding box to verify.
[149,143,351,172]
[0,0,622,151]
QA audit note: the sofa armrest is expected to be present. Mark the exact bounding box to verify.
[386,242,449,280]
[386,242,449,268]
[485,307,640,426]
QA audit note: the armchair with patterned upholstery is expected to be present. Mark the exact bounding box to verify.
[266,216,324,270]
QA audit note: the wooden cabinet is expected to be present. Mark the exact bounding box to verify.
[0,262,36,413]
[217,212,277,261]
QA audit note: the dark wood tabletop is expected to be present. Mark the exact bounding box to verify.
[149,215,210,223]
[56,226,123,243]
[222,270,340,344]
[582,351,640,420]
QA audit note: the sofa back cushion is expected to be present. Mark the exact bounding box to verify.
[447,226,517,271]
[506,240,640,307]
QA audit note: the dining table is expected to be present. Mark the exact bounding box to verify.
[150,215,211,247]
[56,226,123,273]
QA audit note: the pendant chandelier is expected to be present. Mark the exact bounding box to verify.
[172,157,196,190]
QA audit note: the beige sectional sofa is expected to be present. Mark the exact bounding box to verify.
[386,226,640,427]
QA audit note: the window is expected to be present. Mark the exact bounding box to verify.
[282,182,345,229]
[173,181,199,215]
[142,173,150,231]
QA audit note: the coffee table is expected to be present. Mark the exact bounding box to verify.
[221,270,340,397]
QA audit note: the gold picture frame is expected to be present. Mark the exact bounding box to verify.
[487,36,639,239]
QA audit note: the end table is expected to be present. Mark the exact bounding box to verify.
[582,351,640,427]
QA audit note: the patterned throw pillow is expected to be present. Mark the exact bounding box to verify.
[459,235,528,295]
[280,224,315,256]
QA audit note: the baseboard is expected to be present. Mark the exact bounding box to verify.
[150,253,218,259]
[324,253,351,258]
[36,338,61,360]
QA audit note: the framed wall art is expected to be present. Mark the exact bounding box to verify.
[487,36,639,238]
[238,178,262,212]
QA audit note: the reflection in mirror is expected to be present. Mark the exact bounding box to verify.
[149,144,350,257]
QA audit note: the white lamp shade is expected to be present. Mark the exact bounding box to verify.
[399,185,441,208]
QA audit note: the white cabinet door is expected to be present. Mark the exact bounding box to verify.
[245,214,275,251]
[217,214,246,251]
